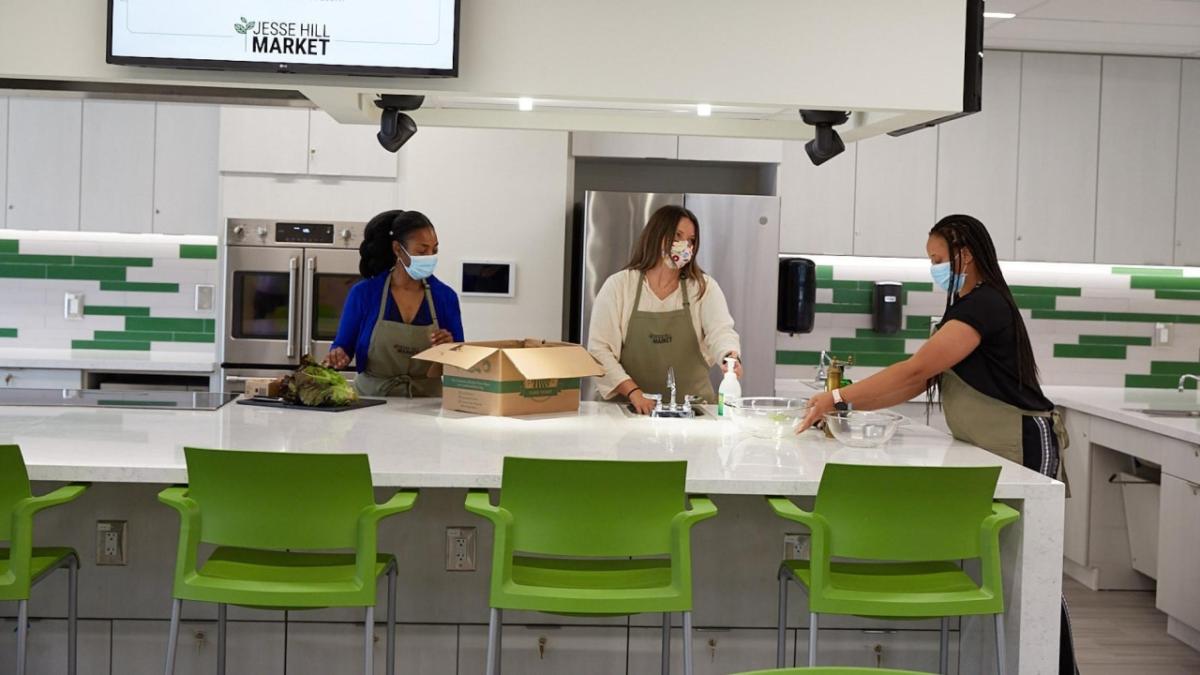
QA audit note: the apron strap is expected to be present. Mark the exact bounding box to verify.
[376,271,392,318]
[632,272,647,313]
[423,281,440,331]
[680,276,691,308]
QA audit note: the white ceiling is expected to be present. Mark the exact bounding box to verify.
[984,0,1200,57]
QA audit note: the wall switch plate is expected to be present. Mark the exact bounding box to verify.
[194,284,215,311]
[445,526,476,571]
[64,292,84,320]
[1155,322,1172,347]
[783,533,809,560]
[96,520,128,565]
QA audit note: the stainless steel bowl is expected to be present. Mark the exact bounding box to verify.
[727,397,808,438]
[822,410,905,447]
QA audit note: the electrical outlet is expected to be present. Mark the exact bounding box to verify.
[64,292,84,319]
[783,533,809,560]
[96,520,128,565]
[1155,322,1172,347]
[445,526,476,571]
[194,284,215,311]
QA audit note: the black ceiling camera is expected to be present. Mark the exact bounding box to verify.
[799,110,851,166]
[375,95,425,152]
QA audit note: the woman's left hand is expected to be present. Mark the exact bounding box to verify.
[720,353,744,378]
[797,391,835,434]
[430,329,455,346]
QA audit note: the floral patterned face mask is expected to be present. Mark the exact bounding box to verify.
[666,240,694,270]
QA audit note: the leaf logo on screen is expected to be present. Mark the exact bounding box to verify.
[233,17,333,56]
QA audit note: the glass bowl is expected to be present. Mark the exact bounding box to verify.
[822,410,905,447]
[727,397,808,438]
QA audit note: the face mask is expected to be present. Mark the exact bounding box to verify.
[400,245,438,281]
[930,261,966,293]
[665,240,694,270]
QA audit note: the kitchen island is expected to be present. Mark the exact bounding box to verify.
[0,399,1063,674]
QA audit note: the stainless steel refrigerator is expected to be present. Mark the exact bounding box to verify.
[575,190,780,399]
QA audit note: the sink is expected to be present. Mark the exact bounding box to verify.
[1126,408,1200,418]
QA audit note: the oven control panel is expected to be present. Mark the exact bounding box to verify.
[226,220,364,248]
[276,222,334,244]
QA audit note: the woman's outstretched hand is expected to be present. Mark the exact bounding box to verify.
[797,391,835,434]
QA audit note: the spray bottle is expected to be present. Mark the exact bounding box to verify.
[717,356,741,416]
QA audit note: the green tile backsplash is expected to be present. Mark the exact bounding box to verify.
[179,244,218,260]
[100,281,181,293]
[0,329,17,338]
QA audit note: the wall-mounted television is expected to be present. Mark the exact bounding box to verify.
[107,0,459,78]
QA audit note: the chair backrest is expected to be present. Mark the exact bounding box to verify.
[499,457,686,557]
[0,445,32,542]
[184,447,375,550]
[814,463,1001,562]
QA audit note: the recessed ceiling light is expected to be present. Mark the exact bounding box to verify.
[983,12,1016,19]
[697,103,713,117]
[518,97,534,112]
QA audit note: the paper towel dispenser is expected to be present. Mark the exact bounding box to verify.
[777,258,816,334]
[872,281,903,334]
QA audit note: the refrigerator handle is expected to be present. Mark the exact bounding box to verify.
[286,256,299,358]
[303,256,316,357]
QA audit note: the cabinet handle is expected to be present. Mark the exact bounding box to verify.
[7,205,12,210]
[310,148,316,154]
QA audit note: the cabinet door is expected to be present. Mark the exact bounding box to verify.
[937,51,1022,259]
[1095,57,1182,265]
[286,622,456,675]
[80,99,155,233]
[1176,60,1200,266]
[1015,53,1102,262]
[153,103,220,235]
[677,136,783,163]
[1157,473,1200,630]
[571,131,678,159]
[853,129,937,257]
[0,619,110,675]
[779,140,856,255]
[218,106,310,175]
[0,96,7,228]
[458,625,628,675]
[307,109,398,178]
[6,97,82,231]
[112,619,285,675]
[0,368,83,389]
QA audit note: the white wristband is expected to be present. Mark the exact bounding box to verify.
[832,388,844,405]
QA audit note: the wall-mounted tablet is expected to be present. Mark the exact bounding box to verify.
[461,261,514,298]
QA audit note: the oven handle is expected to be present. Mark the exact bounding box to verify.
[287,256,299,358]
[303,256,316,357]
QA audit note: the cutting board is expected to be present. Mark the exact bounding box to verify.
[236,396,387,413]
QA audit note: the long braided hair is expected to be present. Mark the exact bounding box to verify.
[928,214,1044,398]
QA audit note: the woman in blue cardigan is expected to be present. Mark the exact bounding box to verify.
[325,210,464,397]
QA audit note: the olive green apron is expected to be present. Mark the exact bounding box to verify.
[619,274,717,403]
[353,275,442,398]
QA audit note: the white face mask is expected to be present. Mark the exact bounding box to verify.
[665,240,694,270]
[400,244,438,280]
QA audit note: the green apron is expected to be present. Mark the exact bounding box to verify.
[353,274,442,398]
[618,274,717,403]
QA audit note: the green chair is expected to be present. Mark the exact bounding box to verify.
[158,447,417,675]
[733,669,931,674]
[465,457,717,675]
[769,464,1018,675]
[0,444,89,675]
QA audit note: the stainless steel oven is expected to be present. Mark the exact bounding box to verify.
[222,219,366,387]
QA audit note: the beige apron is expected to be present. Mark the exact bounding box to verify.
[619,274,717,403]
[353,275,442,398]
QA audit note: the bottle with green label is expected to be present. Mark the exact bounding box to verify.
[717,357,741,416]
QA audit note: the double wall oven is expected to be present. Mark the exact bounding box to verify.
[222,219,366,392]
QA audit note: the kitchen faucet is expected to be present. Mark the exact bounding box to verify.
[1178,374,1199,392]
[645,366,699,418]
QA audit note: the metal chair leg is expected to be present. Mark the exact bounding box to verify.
[486,608,503,675]
[807,612,819,667]
[164,599,182,675]
[994,613,1007,675]
[682,611,694,675]
[387,565,397,675]
[776,570,789,668]
[68,556,78,675]
[939,617,949,674]
[660,612,670,675]
[363,606,375,675]
[16,599,28,675]
[217,603,227,675]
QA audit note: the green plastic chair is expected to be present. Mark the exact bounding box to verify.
[733,669,931,675]
[158,447,417,675]
[0,444,88,675]
[768,464,1018,675]
[465,457,717,675]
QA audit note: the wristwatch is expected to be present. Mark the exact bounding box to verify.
[832,388,849,412]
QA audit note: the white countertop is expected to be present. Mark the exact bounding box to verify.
[0,348,216,373]
[1046,385,1200,445]
[0,398,1060,497]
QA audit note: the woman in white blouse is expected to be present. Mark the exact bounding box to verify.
[587,204,742,414]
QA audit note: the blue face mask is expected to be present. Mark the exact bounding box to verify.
[930,262,966,293]
[400,245,438,281]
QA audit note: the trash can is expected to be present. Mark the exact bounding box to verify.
[1114,472,1161,579]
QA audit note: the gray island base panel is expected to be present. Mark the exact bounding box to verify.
[1,400,1064,674]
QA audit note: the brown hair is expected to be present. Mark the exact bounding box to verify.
[624,205,708,298]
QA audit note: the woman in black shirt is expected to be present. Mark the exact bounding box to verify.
[798,214,1079,674]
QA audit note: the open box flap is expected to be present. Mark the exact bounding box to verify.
[413,343,500,371]
[503,345,605,380]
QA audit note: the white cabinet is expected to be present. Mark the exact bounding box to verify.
[219,106,310,175]
[153,103,220,235]
[937,51,1022,260]
[286,622,456,675]
[852,129,938,257]
[0,368,83,389]
[628,628,791,675]
[6,97,82,231]
[112,619,285,675]
[1015,53,1102,262]
[80,99,156,233]
[307,110,398,178]
[0,619,111,675]
[1156,473,1200,631]
[1176,60,1200,266]
[1095,57,1182,265]
[779,141,856,255]
[678,136,783,163]
[0,97,7,229]
[458,625,628,675]
[571,131,679,159]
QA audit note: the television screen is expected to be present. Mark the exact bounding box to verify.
[461,262,514,297]
[108,0,459,77]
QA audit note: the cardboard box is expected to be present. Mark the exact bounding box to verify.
[415,339,605,416]
[244,377,283,398]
